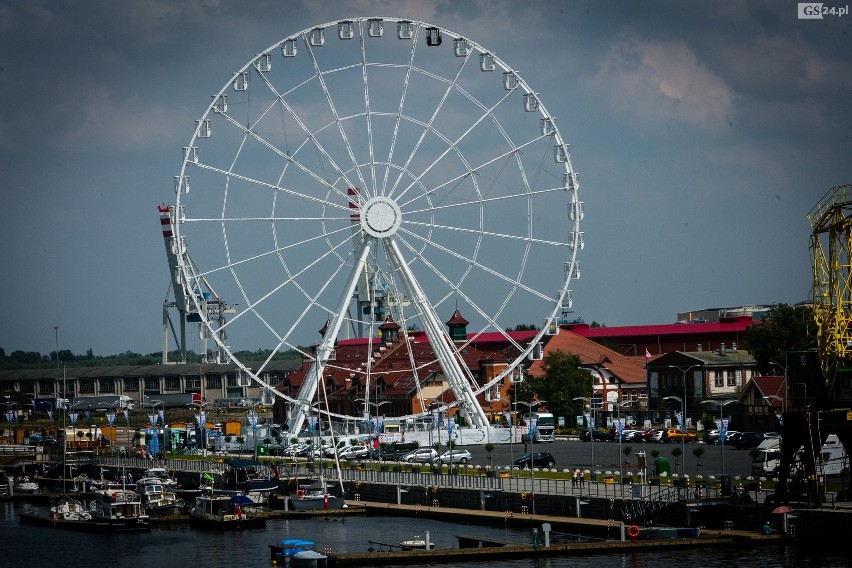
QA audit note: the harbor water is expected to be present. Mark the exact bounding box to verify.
[2,501,847,568]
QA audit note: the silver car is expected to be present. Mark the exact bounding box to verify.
[439,449,473,464]
[401,448,438,463]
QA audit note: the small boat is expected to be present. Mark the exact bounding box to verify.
[89,488,150,530]
[14,476,40,493]
[400,532,432,550]
[289,476,345,511]
[270,538,317,560]
[135,477,183,517]
[51,497,92,521]
[189,491,266,530]
[143,467,177,488]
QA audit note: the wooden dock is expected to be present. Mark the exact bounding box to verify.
[323,500,784,566]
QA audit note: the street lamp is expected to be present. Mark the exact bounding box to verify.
[247,405,259,460]
[701,399,736,478]
[509,364,524,477]
[145,398,164,458]
[667,364,700,475]
[513,399,546,515]
[573,396,595,477]
[662,395,686,476]
[54,325,60,369]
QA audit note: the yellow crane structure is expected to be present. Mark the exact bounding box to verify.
[776,184,852,506]
[809,183,852,397]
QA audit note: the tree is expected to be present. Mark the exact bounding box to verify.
[692,446,705,471]
[484,443,495,468]
[526,351,592,419]
[744,304,816,374]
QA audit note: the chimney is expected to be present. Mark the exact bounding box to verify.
[719,343,726,355]
[731,342,737,351]
[696,344,702,352]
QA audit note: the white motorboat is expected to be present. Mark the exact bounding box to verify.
[50,497,92,521]
[289,476,345,511]
[89,488,150,530]
[135,476,183,517]
[190,491,266,530]
[14,476,40,493]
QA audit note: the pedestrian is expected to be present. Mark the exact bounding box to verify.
[571,468,578,489]
[579,468,585,488]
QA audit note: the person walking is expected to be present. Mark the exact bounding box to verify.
[579,468,585,488]
[571,468,578,489]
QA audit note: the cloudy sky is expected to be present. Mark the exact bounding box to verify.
[1,0,850,358]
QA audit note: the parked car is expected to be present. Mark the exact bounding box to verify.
[733,431,774,450]
[381,442,421,461]
[703,430,721,445]
[513,452,556,469]
[580,429,609,442]
[663,428,698,443]
[338,445,369,460]
[650,429,667,443]
[401,448,438,463]
[637,429,657,443]
[439,449,473,464]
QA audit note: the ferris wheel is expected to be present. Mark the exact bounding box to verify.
[171,17,583,432]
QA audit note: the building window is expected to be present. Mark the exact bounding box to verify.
[712,371,722,388]
[206,376,221,389]
[19,380,35,395]
[165,376,181,391]
[124,378,139,392]
[144,377,159,391]
[185,375,200,390]
[227,374,239,387]
[79,379,95,393]
[39,380,54,395]
[727,370,737,387]
[99,378,115,393]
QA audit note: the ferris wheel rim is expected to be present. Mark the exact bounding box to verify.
[172,16,582,426]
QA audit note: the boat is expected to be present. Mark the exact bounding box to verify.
[289,476,345,511]
[50,497,92,521]
[14,475,40,493]
[89,488,150,530]
[270,538,317,560]
[143,467,177,488]
[189,491,266,530]
[135,476,183,517]
[223,459,279,506]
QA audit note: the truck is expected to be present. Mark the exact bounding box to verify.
[521,412,555,443]
[752,434,849,478]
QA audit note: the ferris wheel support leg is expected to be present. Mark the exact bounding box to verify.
[286,241,373,435]
[386,239,489,428]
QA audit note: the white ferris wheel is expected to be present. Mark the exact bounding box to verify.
[171,17,583,433]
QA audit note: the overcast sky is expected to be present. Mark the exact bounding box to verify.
[1,0,849,358]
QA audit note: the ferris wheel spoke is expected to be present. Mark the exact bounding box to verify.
[396,133,549,211]
[387,45,472,199]
[392,232,527,353]
[302,33,370,194]
[204,110,354,206]
[379,27,420,197]
[396,226,553,304]
[404,219,568,248]
[404,184,567,216]
[391,86,517,205]
[356,20,379,197]
[217,228,357,333]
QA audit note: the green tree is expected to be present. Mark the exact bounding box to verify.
[744,304,816,374]
[526,351,592,419]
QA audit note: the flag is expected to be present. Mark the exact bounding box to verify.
[645,348,651,363]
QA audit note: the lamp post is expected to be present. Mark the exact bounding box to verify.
[662,395,685,476]
[513,399,546,515]
[573,396,596,478]
[54,325,60,369]
[509,365,524,477]
[701,399,736,478]
[247,405,259,460]
[145,398,163,458]
[667,364,700,475]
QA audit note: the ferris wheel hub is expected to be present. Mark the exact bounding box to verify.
[361,196,402,238]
